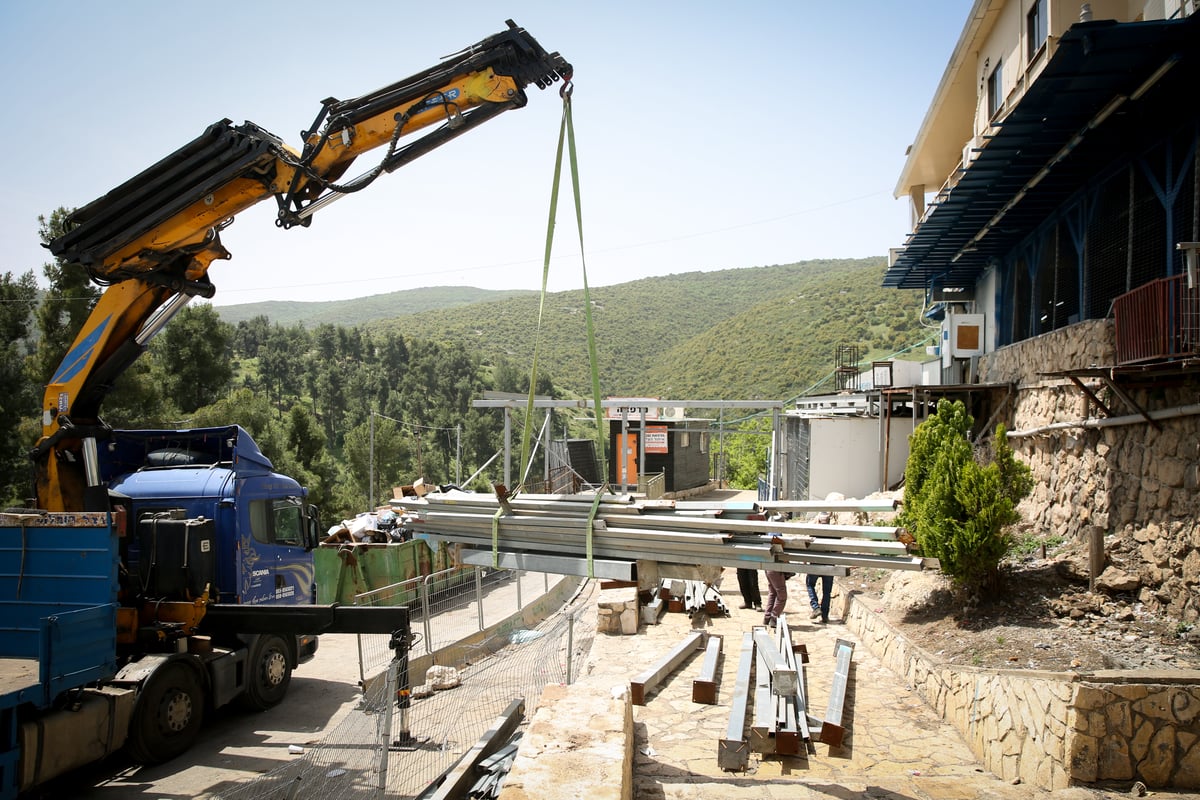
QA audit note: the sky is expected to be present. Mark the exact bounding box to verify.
[0,1,971,307]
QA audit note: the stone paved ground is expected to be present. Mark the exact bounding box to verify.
[583,568,1177,800]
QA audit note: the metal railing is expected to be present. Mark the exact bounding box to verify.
[1114,274,1200,364]
[353,566,553,680]
[638,470,666,499]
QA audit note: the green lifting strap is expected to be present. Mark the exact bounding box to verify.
[516,95,561,490]
[564,93,609,484]
[584,484,606,579]
[519,85,606,497]
[492,506,503,569]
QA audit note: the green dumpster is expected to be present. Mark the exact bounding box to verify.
[314,539,453,605]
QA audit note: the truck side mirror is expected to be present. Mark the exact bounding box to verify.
[304,505,321,551]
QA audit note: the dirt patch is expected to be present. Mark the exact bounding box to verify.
[847,542,1200,673]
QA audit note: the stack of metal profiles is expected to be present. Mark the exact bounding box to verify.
[394,491,935,581]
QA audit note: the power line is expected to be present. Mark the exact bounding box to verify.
[371,410,456,434]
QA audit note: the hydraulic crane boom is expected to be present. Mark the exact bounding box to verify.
[33,21,570,513]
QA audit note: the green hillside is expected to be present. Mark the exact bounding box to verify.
[214,286,538,328]
[369,258,932,399]
[644,263,934,400]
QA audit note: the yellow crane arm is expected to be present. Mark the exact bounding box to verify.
[34,20,570,512]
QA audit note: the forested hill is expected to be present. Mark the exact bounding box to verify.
[642,262,935,399]
[360,258,931,399]
[213,257,931,399]
[215,286,538,328]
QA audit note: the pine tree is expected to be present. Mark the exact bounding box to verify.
[0,270,40,505]
[31,208,100,384]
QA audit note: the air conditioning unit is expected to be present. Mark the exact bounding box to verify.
[941,312,986,367]
[962,135,983,169]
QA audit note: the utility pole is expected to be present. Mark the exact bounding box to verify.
[369,409,375,511]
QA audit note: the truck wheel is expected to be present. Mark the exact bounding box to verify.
[239,634,293,711]
[126,660,206,764]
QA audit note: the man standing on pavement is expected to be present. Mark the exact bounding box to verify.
[806,511,834,624]
[762,512,789,628]
[736,567,762,611]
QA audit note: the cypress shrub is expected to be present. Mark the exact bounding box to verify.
[899,399,1033,592]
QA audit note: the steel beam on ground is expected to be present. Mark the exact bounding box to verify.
[641,593,666,625]
[425,697,525,800]
[750,633,777,755]
[692,634,723,704]
[819,638,856,748]
[718,632,754,771]
[629,630,706,705]
[774,695,800,756]
[770,616,803,755]
[779,616,810,744]
[751,629,798,697]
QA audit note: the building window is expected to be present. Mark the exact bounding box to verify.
[987,60,1003,119]
[1027,0,1048,61]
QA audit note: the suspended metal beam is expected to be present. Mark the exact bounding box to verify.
[456,548,637,581]
[401,489,936,577]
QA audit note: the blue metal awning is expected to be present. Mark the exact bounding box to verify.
[884,15,1200,290]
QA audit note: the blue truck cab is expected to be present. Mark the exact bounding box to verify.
[100,425,320,614]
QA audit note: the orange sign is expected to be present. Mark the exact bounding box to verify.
[644,425,669,453]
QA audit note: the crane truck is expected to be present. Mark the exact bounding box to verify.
[1,21,570,798]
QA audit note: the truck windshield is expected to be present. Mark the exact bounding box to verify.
[249,497,305,546]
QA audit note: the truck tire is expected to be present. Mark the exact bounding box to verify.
[126,660,206,764]
[239,634,293,711]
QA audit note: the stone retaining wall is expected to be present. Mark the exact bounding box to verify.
[596,586,639,635]
[975,320,1200,622]
[841,585,1200,790]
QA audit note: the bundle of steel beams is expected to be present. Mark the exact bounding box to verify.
[394,490,935,579]
[747,616,808,757]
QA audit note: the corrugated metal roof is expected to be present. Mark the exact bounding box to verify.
[884,15,1200,291]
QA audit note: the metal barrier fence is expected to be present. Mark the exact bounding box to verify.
[638,470,666,499]
[216,573,595,800]
[353,566,554,681]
